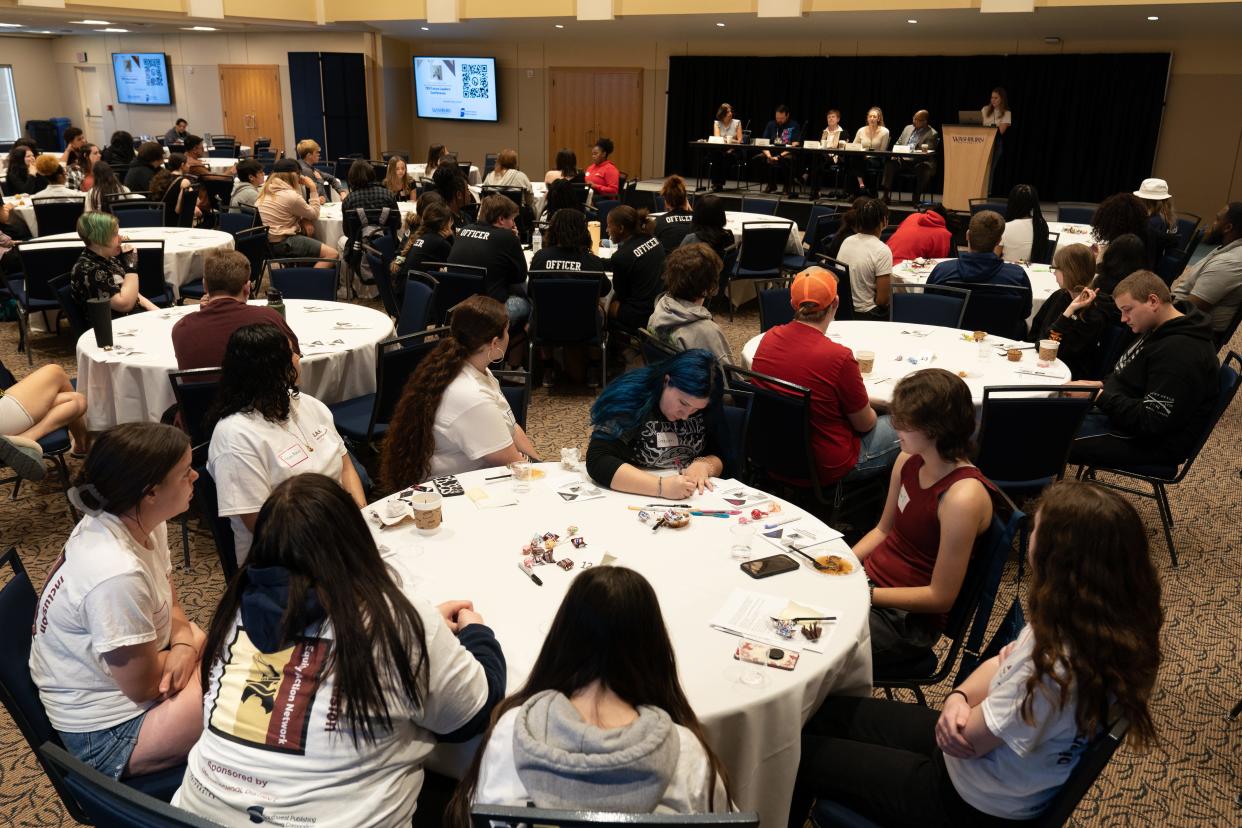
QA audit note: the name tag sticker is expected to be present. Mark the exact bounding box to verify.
[279,444,309,468]
[656,432,680,449]
[897,485,910,512]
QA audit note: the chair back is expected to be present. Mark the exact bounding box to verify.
[803,204,836,250]
[1031,717,1131,828]
[1173,213,1201,252]
[131,240,170,305]
[1216,304,1242,351]
[16,241,84,303]
[32,199,85,237]
[808,214,842,259]
[1086,322,1130,381]
[816,254,855,321]
[364,238,400,318]
[482,152,497,176]
[470,805,759,827]
[168,368,223,454]
[1056,202,1098,224]
[365,329,449,438]
[48,273,90,335]
[192,465,237,582]
[879,224,898,243]
[528,276,606,346]
[974,385,1098,491]
[594,199,620,231]
[890,284,969,328]
[1169,351,1241,483]
[754,276,795,332]
[398,273,436,336]
[233,226,271,293]
[943,500,1024,654]
[723,365,827,500]
[638,327,681,365]
[333,158,356,182]
[268,260,338,301]
[102,192,152,209]
[968,198,1006,215]
[736,223,789,274]
[493,369,532,430]
[481,185,525,209]
[1034,232,1058,265]
[741,195,781,216]
[944,281,1030,339]
[423,262,485,324]
[216,210,256,236]
[114,207,164,229]
[39,741,220,828]
[207,145,235,159]
[1154,246,1191,286]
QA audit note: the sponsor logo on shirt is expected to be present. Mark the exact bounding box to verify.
[35,554,68,635]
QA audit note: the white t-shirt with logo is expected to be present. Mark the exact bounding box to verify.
[29,512,173,732]
[837,233,893,313]
[428,363,516,479]
[945,625,1091,820]
[172,560,489,828]
[208,394,347,564]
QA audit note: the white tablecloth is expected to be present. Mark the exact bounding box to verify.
[76,298,394,431]
[37,227,234,292]
[313,200,419,244]
[368,466,871,827]
[200,157,239,174]
[470,182,549,217]
[740,320,1071,405]
[411,162,481,186]
[891,258,1059,324]
[1047,221,1096,253]
[4,193,88,238]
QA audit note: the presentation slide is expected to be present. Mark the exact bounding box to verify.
[413,57,498,122]
[112,53,173,106]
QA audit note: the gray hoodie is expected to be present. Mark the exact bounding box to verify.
[513,689,681,812]
[647,295,733,362]
[230,179,259,210]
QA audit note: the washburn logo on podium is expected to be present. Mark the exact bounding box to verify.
[206,628,329,754]
[952,135,987,144]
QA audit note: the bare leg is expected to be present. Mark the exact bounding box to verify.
[5,365,89,451]
[315,245,339,268]
[125,623,207,777]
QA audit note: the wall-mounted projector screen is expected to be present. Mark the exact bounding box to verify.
[413,56,498,122]
[112,52,173,105]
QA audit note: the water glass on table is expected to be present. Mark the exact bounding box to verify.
[510,460,533,494]
[729,522,757,561]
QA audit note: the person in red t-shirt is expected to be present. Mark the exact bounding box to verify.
[584,137,620,198]
[852,368,996,674]
[886,204,953,265]
[750,267,899,485]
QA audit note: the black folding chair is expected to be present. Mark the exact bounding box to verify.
[493,369,532,430]
[364,237,401,318]
[131,240,175,307]
[11,240,82,363]
[191,464,238,583]
[944,281,1031,339]
[638,327,681,365]
[889,284,969,329]
[1056,201,1098,223]
[754,276,795,332]
[527,276,609,387]
[815,254,856,321]
[328,328,448,446]
[1033,231,1059,265]
[968,198,1006,215]
[32,198,85,237]
[422,261,485,324]
[267,258,339,301]
[398,272,436,336]
[727,222,792,318]
[47,273,90,336]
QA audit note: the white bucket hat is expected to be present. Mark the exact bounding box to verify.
[1134,178,1171,200]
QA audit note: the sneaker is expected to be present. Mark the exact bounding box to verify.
[542,364,559,388]
[0,435,47,481]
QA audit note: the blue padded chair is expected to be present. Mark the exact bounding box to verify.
[1077,351,1241,567]
[48,273,90,336]
[422,262,486,325]
[493,369,531,431]
[10,239,82,363]
[968,197,1007,216]
[816,254,856,321]
[727,222,791,317]
[132,240,175,307]
[889,283,970,328]
[1056,201,1098,224]
[267,258,339,301]
[943,281,1031,340]
[740,194,781,216]
[215,210,256,236]
[470,805,758,827]
[398,273,436,336]
[974,385,1098,498]
[168,368,222,459]
[365,235,400,318]
[113,207,165,229]
[593,199,621,230]
[180,225,269,302]
[754,276,795,332]
[1154,245,1192,287]
[527,275,609,387]
[328,328,448,445]
[32,198,85,237]
[192,464,238,583]
[0,548,189,819]
[1173,214,1201,253]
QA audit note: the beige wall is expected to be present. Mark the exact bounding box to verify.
[1,37,65,128]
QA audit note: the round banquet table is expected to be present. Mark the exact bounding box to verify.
[76,298,394,431]
[4,192,86,238]
[740,320,1071,405]
[892,258,1059,324]
[199,157,239,174]
[1047,221,1096,253]
[469,182,549,217]
[37,227,234,294]
[313,200,419,244]
[411,161,481,186]
[366,464,872,827]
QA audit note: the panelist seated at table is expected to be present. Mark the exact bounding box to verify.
[229,159,265,212]
[382,296,541,490]
[886,204,952,265]
[174,474,506,828]
[448,195,531,327]
[30,423,206,781]
[653,175,695,255]
[848,107,891,196]
[648,244,732,363]
[451,566,731,823]
[836,199,893,319]
[751,268,898,484]
[171,250,300,372]
[750,105,802,195]
[70,212,161,318]
[927,210,1033,322]
[586,349,731,500]
[1025,244,1105,379]
[851,369,998,673]
[790,480,1161,828]
[1065,271,1220,470]
[880,110,940,204]
[208,324,366,564]
[585,138,620,199]
[257,159,339,266]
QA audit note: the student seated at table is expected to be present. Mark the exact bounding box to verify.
[789,479,1162,828]
[174,473,505,827]
[836,198,893,319]
[5,144,42,194]
[1090,231,1149,356]
[751,267,897,484]
[448,194,531,327]
[70,212,160,318]
[84,162,129,213]
[434,164,473,223]
[171,250,299,371]
[654,175,695,255]
[229,159,265,212]
[448,566,730,825]
[382,296,540,491]
[30,155,80,201]
[296,138,347,201]
[927,210,1033,322]
[886,203,952,265]
[0,362,88,480]
[999,183,1050,264]
[648,243,732,363]
[585,137,620,199]
[29,422,206,779]
[256,159,339,267]
[1135,178,1179,242]
[678,194,734,262]
[1091,193,1159,269]
[102,131,137,168]
[1026,243,1104,379]
[341,159,399,245]
[423,142,449,185]
[482,148,535,209]
[392,199,455,297]
[607,206,666,334]
[1065,270,1219,469]
[1172,201,1242,339]
[544,147,582,187]
[586,348,731,500]
[384,156,416,201]
[149,153,197,226]
[125,142,165,194]
[851,369,996,674]
[208,323,365,564]
[820,197,868,261]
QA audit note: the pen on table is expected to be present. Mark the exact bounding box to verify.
[764,514,799,529]
[517,561,543,586]
[629,504,685,510]
[485,473,512,481]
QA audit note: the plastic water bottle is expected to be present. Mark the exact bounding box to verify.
[531,226,542,252]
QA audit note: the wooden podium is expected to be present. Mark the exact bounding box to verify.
[941,125,998,211]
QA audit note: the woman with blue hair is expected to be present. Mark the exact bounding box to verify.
[586,349,732,500]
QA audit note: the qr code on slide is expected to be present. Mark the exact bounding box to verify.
[142,57,165,86]
[462,64,489,99]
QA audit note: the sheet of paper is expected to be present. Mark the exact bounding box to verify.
[760,522,844,552]
[465,486,518,509]
[542,470,607,503]
[709,588,836,653]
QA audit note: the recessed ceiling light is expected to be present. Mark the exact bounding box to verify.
[182,26,217,31]
[716,22,726,27]
[0,23,23,28]
[1147,15,1159,20]
[420,25,429,30]
[554,24,564,29]
[97,28,129,32]
[71,19,110,24]
[907,18,918,24]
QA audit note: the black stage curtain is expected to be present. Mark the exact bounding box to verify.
[665,53,1170,204]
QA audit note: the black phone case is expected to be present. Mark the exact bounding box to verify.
[741,553,799,579]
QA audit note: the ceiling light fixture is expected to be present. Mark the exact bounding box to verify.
[716,22,726,27]
[182,26,217,31]
[420,25,429,30]
[907,18,918,24]
[97,28,129,32]
[71,19,110,24]
[0,23,24,28]
[555,24,564,29]
[1147,15,1159,20]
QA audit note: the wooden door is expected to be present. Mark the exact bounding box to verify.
[548,70,597,171]
[219,65,284,154]
[592,71,643,180]
[74,67,104,144]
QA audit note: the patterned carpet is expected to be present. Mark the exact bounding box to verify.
[1,296,1238,827]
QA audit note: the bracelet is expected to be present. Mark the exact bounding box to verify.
[948,689,970,705]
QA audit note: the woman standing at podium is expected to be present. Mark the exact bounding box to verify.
[981,88,1011,134]
[709,103,742,191]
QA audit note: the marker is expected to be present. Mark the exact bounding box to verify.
[517,561,543,586]
[764,514,800,530]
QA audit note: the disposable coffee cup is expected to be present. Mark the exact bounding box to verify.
[1038,339,1060,364]
[588,220,601,254]
[87,298,114,348]
[410,491,443,535]
[857,350,876,374]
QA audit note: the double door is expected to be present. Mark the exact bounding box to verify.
[548,68,643,180]
[219,65,284,154]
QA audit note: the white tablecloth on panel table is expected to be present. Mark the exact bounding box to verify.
[891,257,1060,324]
[313,200,419,244]
[36,227,234,293]
[76,298,393,431]
[740,320,1071,406]
[367,466,871,827]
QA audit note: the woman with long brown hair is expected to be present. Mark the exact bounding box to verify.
[381,295,540,490]
[788,479,1162,826]
[447,566,730,824]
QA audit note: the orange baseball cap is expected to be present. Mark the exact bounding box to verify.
[789,268,839,311]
